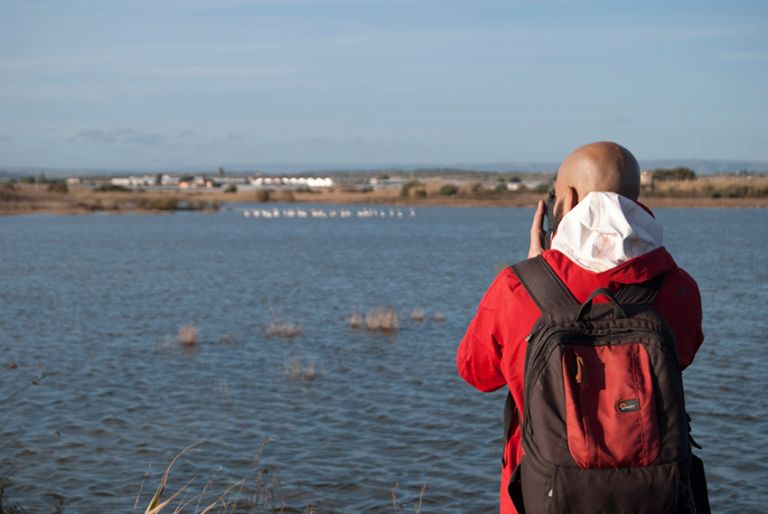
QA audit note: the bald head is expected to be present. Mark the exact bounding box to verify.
[555,141,640,202]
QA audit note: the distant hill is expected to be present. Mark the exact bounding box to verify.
[1,159,766,178]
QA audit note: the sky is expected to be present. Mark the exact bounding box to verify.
[1,0,767,170]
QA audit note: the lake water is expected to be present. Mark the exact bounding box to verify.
[1,205,766,513]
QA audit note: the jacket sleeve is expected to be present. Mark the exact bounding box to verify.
[457,275,507,392]
[657,267,704,370]
[676,269,704,370]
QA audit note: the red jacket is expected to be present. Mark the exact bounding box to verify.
[457,246,704,514]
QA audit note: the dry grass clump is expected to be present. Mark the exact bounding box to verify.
[0,486,30,514]
[264,301,303,339]
[284,358,316,382]
[347,312,363,329]
[141,441,281,513]
[365,307,399,333]
[430,311,446,322]
[410,307,425,322]
[178,325,199,347]
[265,321,303,338]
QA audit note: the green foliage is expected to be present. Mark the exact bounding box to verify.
[223,184,237,193]
[651,167,696,181]
[47,181,69,194]
[400,179,423,198]
[141,196,178,211]
[95,183,132,192]
[439,184,459,196]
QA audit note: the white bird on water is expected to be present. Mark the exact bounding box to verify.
[243,206,415,220]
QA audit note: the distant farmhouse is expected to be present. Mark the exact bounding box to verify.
[105,174,334,191]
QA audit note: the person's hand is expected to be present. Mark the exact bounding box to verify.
[528,200,545,258]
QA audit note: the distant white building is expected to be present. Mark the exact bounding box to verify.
[158,174,176,186]
[110,175,156,187]
[249,176,334,189]
[640,170,654,190]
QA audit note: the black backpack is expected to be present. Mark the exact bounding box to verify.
[505,256,709,514]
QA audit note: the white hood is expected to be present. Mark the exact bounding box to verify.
[550,192,663,272]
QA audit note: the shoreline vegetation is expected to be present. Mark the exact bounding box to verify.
[2,169,767,215]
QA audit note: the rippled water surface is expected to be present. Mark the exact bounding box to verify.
[1,205,766,513]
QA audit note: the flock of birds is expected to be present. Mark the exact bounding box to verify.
[242,207,417,219]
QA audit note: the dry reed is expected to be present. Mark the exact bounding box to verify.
[646,175,768,198]
[391,481,428,514]
[365,307,399,333]
[265,321,303,338]
[284,358,316,382]
[177,325,199,347]
[347,312,363,329]
[410,307,425,322]
[141,440,282,514]
[430,311,446,322]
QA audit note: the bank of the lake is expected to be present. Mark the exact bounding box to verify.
[2,182,768,215]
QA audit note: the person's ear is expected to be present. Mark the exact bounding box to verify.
[562,186,579,216]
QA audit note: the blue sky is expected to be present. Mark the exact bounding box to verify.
[1,0,766,169]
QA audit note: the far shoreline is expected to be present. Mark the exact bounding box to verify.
[2,187,767,216]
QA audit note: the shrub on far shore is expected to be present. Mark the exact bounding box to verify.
[138,196,178,211]
[647,175,768,198]
[400,180,424,198]
[47,181,69,194]
[95,183,132,192]
[253,189,271,202]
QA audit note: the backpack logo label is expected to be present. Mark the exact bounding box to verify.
[616,398,641,413]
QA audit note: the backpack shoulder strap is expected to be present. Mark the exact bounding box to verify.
[615,273,666,305]
[511,255,579,313]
